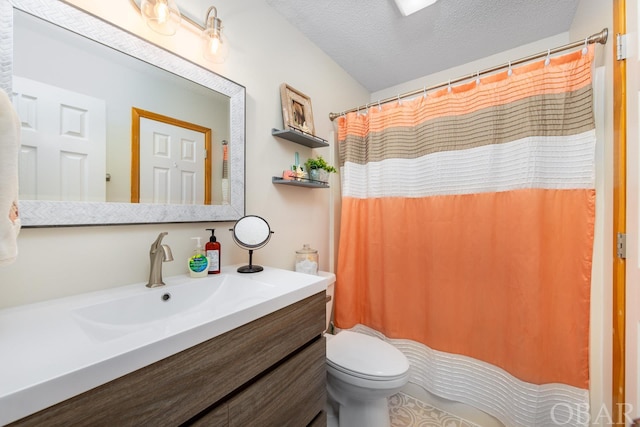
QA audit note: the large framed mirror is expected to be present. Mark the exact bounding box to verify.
[0,0,245,226]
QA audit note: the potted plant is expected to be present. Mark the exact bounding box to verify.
[305,155,337,182]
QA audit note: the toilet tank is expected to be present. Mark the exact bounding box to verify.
[319,271,336,333]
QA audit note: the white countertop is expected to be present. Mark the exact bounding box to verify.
[0,266,333,425]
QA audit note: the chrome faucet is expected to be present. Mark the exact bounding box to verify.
[146,232,174,288]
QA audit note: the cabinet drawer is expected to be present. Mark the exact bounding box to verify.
[10,292,325,426]
[308,411,328,427]
[228,337,326,427]
[189,402,228,427]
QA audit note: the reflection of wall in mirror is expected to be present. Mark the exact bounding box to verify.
[13,10,231,204]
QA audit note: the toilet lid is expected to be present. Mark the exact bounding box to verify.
[326,331,409,379]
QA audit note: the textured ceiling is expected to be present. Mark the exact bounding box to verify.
[264,0,580,92]
[178,0,580,93]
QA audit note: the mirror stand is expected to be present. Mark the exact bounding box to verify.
[230,215,274,274]
[238,250,263,273]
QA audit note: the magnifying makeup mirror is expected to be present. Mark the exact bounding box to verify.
[230,215,274,273]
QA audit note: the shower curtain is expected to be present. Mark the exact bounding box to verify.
[335,46,595,426]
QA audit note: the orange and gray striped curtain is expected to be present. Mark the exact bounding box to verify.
[335,46,595,426]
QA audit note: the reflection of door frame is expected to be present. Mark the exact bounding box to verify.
[131,107,212,204]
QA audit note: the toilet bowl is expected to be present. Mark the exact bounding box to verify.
[320,273,410,427]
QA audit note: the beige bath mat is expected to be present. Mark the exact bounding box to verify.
[389,392,481,427]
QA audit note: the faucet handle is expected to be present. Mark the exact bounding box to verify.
[151,232,169,251]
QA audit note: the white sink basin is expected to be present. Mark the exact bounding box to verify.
[72,274,274,340]
[0,266,333,425]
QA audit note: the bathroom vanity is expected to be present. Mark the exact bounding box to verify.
[0,267,330,426]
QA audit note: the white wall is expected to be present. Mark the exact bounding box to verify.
[0,3,614,421]
[0,0,369,308]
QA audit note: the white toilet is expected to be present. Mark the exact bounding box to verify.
[323,274,410,427]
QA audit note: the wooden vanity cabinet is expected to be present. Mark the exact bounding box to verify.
[10,292,326,427]
[191,338,326,426]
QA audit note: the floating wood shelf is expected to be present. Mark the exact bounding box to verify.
[271,128,329,148]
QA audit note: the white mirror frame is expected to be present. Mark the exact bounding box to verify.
[0,0,246,226]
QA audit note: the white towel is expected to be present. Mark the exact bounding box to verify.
[0,89,21,266]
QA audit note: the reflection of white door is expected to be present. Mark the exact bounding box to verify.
[139,118,206,204]
[12,76,106,201]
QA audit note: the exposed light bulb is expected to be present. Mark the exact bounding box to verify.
[203,29,228,63]
[140,0,181,36]
[201,8,228,63]
[154,0,168,24]
[208,35,221,55]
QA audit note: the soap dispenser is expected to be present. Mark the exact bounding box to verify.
[205,228,221,274]
[188,237,209,278]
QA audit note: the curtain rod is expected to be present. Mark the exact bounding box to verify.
[329,28,609,121]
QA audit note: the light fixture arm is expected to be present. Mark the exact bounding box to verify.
[204,6,222,36]
[205,6,218,25]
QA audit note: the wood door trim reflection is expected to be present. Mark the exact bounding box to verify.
[131,107,212,204]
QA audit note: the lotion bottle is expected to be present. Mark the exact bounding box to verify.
[188,237,209,278]
[205,228,221,274]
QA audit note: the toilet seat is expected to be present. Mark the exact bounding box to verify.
[326,331,409,381]
[327,359,409,382]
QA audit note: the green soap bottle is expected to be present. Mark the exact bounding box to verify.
[188,237,209,278]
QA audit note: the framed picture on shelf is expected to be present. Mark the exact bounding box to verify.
[280,83,315,136]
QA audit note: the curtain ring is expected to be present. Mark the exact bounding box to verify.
[378,100,382,111]
[544,49,551,66]
[447,79,452,93]
[582,37,589,55]
[397,94,402,105]
[507,61,513,76]
[476,71,480,86]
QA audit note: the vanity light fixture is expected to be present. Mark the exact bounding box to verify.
[131,1,229,63]
[202,6,229,63]
[393,0,439,16]
[139,0,182,35]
